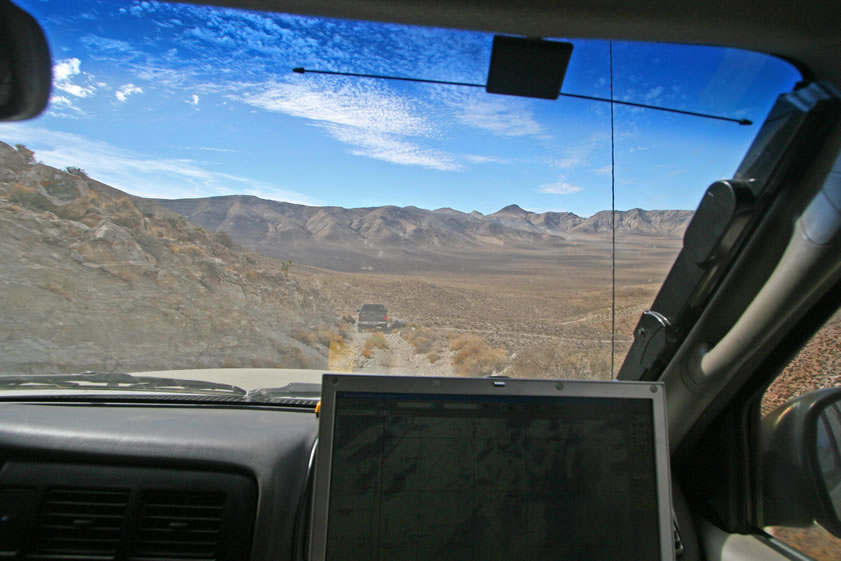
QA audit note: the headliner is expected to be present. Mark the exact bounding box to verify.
[172,0,840,88]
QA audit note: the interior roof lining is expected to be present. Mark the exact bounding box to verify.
[167,0,839,87]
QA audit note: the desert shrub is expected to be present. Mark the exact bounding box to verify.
[222,354,241,368]
[406,327,438,354]
[64,166,88,178]
[105,196,144,229]
[169,243,206,258]
[291,327,318,347]
[213,230,234,248]
[135,233,167,260]
[334,321,353,339]
[427,352,440,364]
[201,259,222,280]
[280,346,319,369]
[361,333,388,358]
[54,200,88,221]
[329,332,346,349]
[449,334,506,376]
[280,259,292,278]
[366,333,388,349]
[507,342,613,380]
[316,327,342,348]
[183,226,208,243]
[8,183,55,211]
[164,214,189,230]
[14,144,35,165]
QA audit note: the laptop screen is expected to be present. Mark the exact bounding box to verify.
[311,375,672,561]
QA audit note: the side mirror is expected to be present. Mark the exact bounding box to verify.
[760,387,841,537]
[0,1,52,121]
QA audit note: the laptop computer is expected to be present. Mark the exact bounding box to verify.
[311,374,673,561]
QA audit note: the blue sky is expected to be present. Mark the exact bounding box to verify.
[1,0,800,216]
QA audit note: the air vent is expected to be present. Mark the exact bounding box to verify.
[134,491,225,560]
[34,488,129,558]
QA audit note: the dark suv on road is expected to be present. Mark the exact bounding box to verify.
[356,304,389,333]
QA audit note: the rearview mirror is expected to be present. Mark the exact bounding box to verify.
[761,387,841,537]
[0,1,52,121]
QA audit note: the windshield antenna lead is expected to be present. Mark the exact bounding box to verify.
[292,67,752,126]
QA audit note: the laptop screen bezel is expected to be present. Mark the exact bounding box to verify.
[310,374,673,561]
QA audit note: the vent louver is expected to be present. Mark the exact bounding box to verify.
[134,491,225,560]
[35,488,129,558]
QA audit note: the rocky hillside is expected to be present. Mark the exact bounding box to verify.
[0,142,344,375]
[154,197,692,271]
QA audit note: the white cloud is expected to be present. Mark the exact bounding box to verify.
[323,124,461,171]
[81,35,136,54]
[551,133,609,171]
[47,95,83,118]
[237,79,459,171]
[643,86,664,104]
[49,96,78,109]
[184,146,239,153]
[455,97,543,137]
[593,165,613,176]
[538,180,583,195]
[0,124,318,205]
[241,80,432,136]
[53,57,97,99]
[53,58,81,82]
[187,94,199,105]
[115,83,143,102]
[464,154,509,165]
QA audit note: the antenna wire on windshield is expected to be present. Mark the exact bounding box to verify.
[609,41,616,379]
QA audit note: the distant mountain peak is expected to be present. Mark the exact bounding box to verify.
[494,204,528,214]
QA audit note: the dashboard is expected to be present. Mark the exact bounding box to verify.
[0,402,317,560]
[0,400,699,560]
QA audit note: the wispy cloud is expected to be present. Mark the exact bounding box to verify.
[242,79,432,136]
[551,133,609,170]
[642,86,664,104]
[81,34,139,59]
[186,94,200,106]
[455,96,543,137]
[47,95,83,118]
[323,124,461,171]
[239,79,460,170]
[464,154,509,165]
[53,58,98,99]
[183,146,239,153]
[593,165,612,176]
[538,180,583,195]
[0,124,318,204]
[115,83,143,102]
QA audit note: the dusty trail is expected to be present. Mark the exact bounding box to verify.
[328,330,457,376]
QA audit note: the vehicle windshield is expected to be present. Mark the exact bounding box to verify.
[0,0,800,389]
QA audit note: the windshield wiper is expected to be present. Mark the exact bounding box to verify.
[246,382,321,403]
[0,372,247,396]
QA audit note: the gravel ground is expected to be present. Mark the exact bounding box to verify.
[330,330,458,377]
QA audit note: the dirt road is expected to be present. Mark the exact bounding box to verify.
[328,329,457,376]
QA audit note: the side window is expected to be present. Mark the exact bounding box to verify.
[761,309,841,561]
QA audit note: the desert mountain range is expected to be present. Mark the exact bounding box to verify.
[0,139,691,375]
[154,195,692,271]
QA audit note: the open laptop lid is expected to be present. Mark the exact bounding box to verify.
[311,375,673,561]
